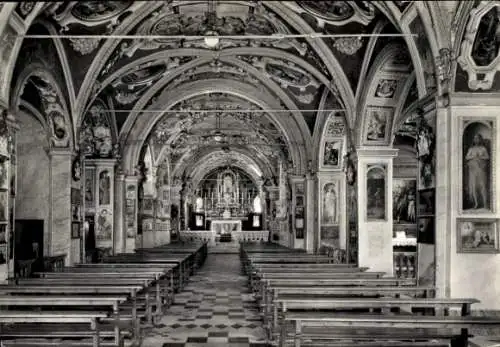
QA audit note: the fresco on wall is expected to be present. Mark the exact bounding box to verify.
[126,185,136,238]
[462,120,494,213]
[85,168,95,207]
[364,107,392,144]
[366,165,386,220]
[98,170,111,205]
[393,179,417,224]
[322,182,338,224]
[96,208,112,241]
[323,140,342,168]
[375,79,397,98]
[409,15,436,93]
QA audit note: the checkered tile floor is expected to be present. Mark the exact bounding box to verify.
[141,254,268,347]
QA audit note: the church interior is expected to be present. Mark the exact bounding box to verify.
[0,1,500,346]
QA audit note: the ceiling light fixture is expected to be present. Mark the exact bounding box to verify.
[204,31,220,48]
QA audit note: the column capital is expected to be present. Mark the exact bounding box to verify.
[124,175,141,185]
[48,147,73,157]
[356,147,399,159]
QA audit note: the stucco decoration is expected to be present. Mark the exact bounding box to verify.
[0,25,16,97]
[119,2,306,57]
[238,55,320,104]
[15,2,36,20]
[80,98,114,158]
[46,1,136,56]
[284,1,375,27]
[30,76,70,148]
[457,1,500,90]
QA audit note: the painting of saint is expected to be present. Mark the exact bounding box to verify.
[393,179,417,224]
[96,208,112,241]
[322,183,338,224]
[98,170,111,205]
[416,120,435,158]
[418,158,435,190]
[375,79,397,98]
[365,108,391,143]
[462,121,492,212]
[366,165,386,220]
[85,168,95,207]
[323,141,341,167]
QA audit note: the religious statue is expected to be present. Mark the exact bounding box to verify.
[465,133,489,210]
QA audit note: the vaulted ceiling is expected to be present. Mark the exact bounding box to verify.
[8,0,427,177]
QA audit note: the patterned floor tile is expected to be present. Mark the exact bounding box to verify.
[141,254,268,347]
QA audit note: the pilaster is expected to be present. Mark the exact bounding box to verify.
[356,147,399,275]
[124,175,140,252]
[305,174,315,253]
[114,172,125,254]
[48,148,72,265]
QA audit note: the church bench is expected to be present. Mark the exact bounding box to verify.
[250,270,384,293]
[77,261,185,292]
[279,313,500,347]
[243,256,335,275]
[269,297,480,340]
[100,256,190,290]
[0,311,108,347]
[0,296,127,346]
[256,277,417,301]
[0,284,144,342]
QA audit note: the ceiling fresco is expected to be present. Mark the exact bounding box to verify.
[8,0,422,176]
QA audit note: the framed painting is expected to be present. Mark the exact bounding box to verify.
[84,168,95,207]
[418,188,435,216]
[296,182,305,195]
[459,118,496,214]
[417,217,435,244]
[98,170,111,206]
[418,157,435,190]
[457,219,498,253]
[392,178,417,225]
[321,139,343,169]
[320,225,339,247]
[363,107,393,145]
[96,208,113,241]
[321,182,339,225]
[142,197,154,215]
[366,164,387,221]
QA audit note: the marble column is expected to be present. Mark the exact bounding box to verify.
[114,172,125,254]
[124,175,139,252]
[49,148,72,265]
[305,173,315,253]
[356,148,398,275]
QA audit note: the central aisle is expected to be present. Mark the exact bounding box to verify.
[142,254,268,347]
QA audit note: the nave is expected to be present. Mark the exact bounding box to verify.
[142,253,267,347]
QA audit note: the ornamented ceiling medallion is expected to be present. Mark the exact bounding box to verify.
[332,37,363,55]
[284,1,375,27]
[457,1,500,90]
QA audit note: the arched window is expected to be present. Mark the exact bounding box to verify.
[253,195,262,214]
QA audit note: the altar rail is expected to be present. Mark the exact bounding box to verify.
[180,230,268,245]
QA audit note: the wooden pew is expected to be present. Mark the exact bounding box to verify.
[280,313,500,347]
[0,296,127,346]
[0,311,108,347]
[271,297,480,342]
[0,284,143,344]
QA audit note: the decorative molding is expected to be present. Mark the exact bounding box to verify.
[457,1,500,90]
[357,148,399,159]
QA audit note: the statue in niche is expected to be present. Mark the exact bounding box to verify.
[49,111,69,147]
[99,170,111,205]
[472,7,500,67]
[322,183,338,224]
